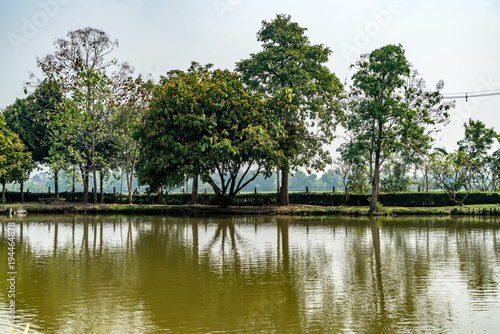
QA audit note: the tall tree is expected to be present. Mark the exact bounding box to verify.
[34,27,130,203]
[457,118,498,191]
[348,44,452,211]
[135,68,286,207]
[114,75,153,204]
[236,14,343,205]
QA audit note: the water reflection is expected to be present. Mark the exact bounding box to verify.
[1,215,500,333]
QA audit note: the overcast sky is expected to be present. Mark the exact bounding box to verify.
[1,0,499,159]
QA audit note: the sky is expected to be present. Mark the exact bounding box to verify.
[1,0,500,161]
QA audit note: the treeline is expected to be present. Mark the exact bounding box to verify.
[2,15,498,208]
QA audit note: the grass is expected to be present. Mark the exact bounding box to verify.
[1,202,500,217]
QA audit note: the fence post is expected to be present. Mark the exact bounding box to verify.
[306,186,309,193]
[332,186,335,193]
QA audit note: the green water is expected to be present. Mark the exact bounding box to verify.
[1,215,500,333]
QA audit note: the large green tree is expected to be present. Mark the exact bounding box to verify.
[429,150,471,205]
[348,44,452,211]
[457,118,499,191]
[0,116,33,202]
[35,27,130,203]
[4,81,63,162]
[236,14,343,205]
[114,75,153,204]
[135,67,286,206]
[4,81,64,196]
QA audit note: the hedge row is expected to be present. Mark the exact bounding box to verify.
[7,191,500,207]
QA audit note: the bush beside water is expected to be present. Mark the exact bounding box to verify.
[7,191,500,207]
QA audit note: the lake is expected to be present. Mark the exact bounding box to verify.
[2,214,500,333]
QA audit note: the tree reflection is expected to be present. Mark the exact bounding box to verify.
[203,218,242,265]
[370,218,386,320]
[1,215,500,333]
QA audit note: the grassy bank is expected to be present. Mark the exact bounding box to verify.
[2,202,500,216]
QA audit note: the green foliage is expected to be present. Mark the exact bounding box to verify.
[35,27,131,203]
[114,75,152,203]
[4,81,64,164]
[429,150,472,205]
[380,159,412,192]
[347,44,452,210]
[458,118,498,160]
[457,119,499,192]
[135,65,287,205]
[236,14,344,200]
[0,116,34,194]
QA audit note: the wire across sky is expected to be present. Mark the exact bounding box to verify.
[441,89,500,100]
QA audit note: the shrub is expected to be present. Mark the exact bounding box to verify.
[6,191,500,207]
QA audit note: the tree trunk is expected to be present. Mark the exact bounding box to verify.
[2,183,5,203]
[127,169,133,205]
[120,169,123,197]
[425,166,429,192]
[370,150,381,211]
[82,166,89,204]
[93,168,98,204]
[128,189,133,205]
[158,186,163,204]
[191,175,199,205]
[126,160,135,205]
[20,182,24,203]
[100,171,104,204]
[280,168,289,206]
[277,169,280,193]
[343,189,350,205]
[54,170,59,199]
[72,170,75,201]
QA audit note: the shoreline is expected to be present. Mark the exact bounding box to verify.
[2,202,500,216]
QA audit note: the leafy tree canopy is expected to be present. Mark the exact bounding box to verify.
[458,118,499,161]
[135,65,288,205]
[348,44,452,211]
[236,14,344,171]
[0,115,34,199]
[4,81,64,163]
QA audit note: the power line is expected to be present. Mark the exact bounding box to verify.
[441,89,500,100]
